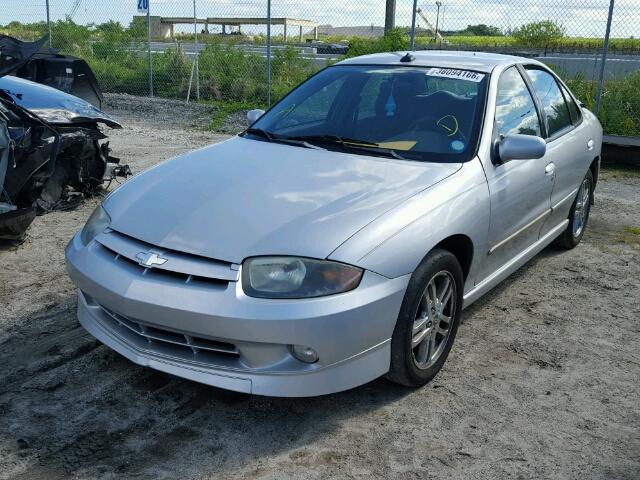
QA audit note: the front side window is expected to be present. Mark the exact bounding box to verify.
[273,75,346,129]
[495,67,541,137]
[525,68,572,137]
[249,65,489,163]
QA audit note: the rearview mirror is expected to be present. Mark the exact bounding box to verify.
[246,109,265,126]
[498,134,546,162]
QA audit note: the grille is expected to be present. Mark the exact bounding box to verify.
[99,304,240,361]
[94,229,238,287]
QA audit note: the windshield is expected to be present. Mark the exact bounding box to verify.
[248,64,488,162]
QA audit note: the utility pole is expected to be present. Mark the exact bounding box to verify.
[595,0,615,115]
[384,0,396,33]
[266,0,272,106]
[434,1,442,43]
[410,0,418,50]
[147,2,153,97]
[193,0,199,100]
[45,0,52,48]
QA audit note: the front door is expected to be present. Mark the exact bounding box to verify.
[523,67,593,229]
[478,66,554,280]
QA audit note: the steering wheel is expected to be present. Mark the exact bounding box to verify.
[408,114,467,147]
[436,114,467,144]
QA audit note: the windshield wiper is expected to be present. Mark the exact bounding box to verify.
[289,134,407,160]
[244,128,325,150]
[288,134,378,148]
[244,127,274,142]
[352,144,408,160]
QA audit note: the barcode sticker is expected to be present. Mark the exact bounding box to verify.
[427,68,485,82]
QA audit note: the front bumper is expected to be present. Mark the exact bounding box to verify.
[66,232,410,397]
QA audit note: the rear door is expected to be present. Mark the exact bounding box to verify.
[523,66,590,229]
[478,66,554,280]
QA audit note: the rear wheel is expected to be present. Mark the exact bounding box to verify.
[555,169,594,249]
[387,249,463,387]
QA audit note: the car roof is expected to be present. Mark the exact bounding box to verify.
[336,50,545,73]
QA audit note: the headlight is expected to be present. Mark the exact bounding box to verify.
[242,256,363,299]
[80,205,111,245]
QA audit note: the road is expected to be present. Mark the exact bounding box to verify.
[143,41,337,67]
[537,53,640,79]
[139,41,640,79]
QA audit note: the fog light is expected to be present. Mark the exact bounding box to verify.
[290,345,318,364]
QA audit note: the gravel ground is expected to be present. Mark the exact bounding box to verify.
[0,97,639,480]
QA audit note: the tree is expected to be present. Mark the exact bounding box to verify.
[128,17,147,39]
[95,21,126,43]
[460,24,502,36]
[513,20,566,46]
[346,28,409,58]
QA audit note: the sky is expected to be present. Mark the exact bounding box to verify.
[2,0,638,38]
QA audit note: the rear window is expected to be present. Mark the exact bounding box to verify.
[560,83,582,125]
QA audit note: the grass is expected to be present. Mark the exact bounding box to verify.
[563,72,640,138]
[206,100,261,130]
[618,227,640,249]
[599,166,640,181]
[419,35,640,51]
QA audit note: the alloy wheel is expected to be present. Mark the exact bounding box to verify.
[411,271,456,370]
[572,178,591,238]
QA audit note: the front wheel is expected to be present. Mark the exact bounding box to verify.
[387,249,463,387]
[555,169,594,249]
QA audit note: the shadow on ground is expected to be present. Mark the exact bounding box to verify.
[0,299,413,479]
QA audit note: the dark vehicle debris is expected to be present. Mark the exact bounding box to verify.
[1,33,105,109]
[0,35,129,241]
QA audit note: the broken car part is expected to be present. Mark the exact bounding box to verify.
[0,35,129,241]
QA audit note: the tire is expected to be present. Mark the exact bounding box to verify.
[554,169,594,249]
[387,248,464,387]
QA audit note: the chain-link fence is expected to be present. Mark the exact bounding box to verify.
[1,0,638,137]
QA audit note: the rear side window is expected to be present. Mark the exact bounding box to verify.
[525,68,572,137]
[560,83,582,125]
[495,67,541,137]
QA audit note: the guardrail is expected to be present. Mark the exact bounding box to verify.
[602,136,640,166]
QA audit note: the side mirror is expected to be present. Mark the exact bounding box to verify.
[246,109,265,126]
[498,134,546,162]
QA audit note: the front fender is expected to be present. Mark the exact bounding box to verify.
[329,159,490,293]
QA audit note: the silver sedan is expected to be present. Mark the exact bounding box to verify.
[66,51,602,396]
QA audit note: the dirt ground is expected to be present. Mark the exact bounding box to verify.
[1,95,638,480]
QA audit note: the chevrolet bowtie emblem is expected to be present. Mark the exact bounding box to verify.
[135,251,168,267]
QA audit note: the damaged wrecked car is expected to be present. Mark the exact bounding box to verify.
[0,35,129,241]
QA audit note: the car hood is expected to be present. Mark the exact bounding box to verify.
[0,75,121,128]
[104,137,461,264]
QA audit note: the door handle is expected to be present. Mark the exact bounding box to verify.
[587,139,594,150]
[545,162,555,176]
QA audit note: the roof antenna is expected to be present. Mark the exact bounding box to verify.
[400,52,415,63]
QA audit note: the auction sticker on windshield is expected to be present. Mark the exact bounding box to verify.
[427,68,485,82]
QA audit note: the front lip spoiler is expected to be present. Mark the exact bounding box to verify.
[77,289,393,397]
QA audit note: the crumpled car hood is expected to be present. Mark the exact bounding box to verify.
[0,75,121,128]
[103,137,461,264]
